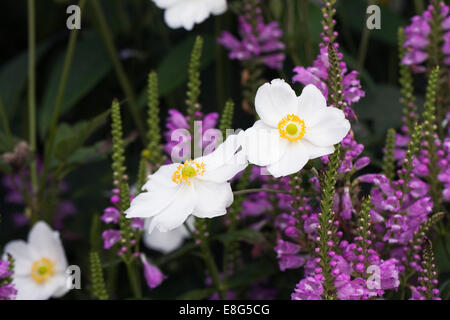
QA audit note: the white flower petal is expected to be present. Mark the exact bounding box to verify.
[142,163,179,192]
[164,1,210,30]
[143,217,192,254]
[3,241,36,276]
[304,107,350,147]
[255,79,299,128]
[27,222,68,273]
[266,142,310,177]
[125,184,181,219]
[193,180,233,218]
[153,0,181,9]
[243,120,288,166]
[301,139,335,159]
[14,275,65,300]
[148,185,196,232]
[297,84,328,127]
[208,0,227,15]
[199,132,248,182]
[52,273,71,298]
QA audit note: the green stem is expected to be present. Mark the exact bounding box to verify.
[357,1,375,71]
[0,99,11,136]
[41,0,86,191]
[125,261,142,299]
[200,240,227,300]
[27,0,38,216]
[89,0,145,140]
[233,188,290,196]
[194,218,226,299]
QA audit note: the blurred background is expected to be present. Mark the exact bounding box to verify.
[0,0,448,298]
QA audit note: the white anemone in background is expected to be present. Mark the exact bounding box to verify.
[152,0,227,31]
[126,132,247,232]
[3,221,69,300]
[143,216,194,254]
[244,79,351,178]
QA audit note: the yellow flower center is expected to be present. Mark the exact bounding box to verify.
[31,257,55,284]
[278,114,306,142]
[172,160,205,185]
[181,165,196,178]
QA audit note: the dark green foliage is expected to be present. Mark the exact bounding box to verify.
[421,67,443,208]
[187,36,203,133]
[399,123,423,198]
[382,128,396,180]
[317,144,341,299]
[398,28,418,135]
[219,100,235,137]
[89,251,109,300]
[146,71,164,166]
[418,239,439,300]
[356,197,372,261]
[110,100,133,256]
[327,44,345,110]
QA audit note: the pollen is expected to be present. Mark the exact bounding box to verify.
[278,114,306,142]
[172,160,205,185]
[31,257,55,284]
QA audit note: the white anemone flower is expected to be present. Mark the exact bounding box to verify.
[243,79,351,178]
[3,221,69,300]
[126,132,247,232]
[143,216,194,254]
[152,0,227,31]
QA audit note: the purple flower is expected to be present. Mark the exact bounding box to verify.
[0,284,17,300]
[163,109,220,161]
[274,239,305,271]
[218,9,285,70]
[0,260,10,278]
[354,157,370,170]
[340,187,354,220]
[241,194,272,218]
[279,255,305,272]
[336,275,366,300]
[100,206,120,224]
[379,259,400,290]
[291,277,323,300]
[293,46,365,115]
[102,230,121,250]
[141,255,166,289]
[274,240,300,256]
[130,218,144,230]
[402,2,450,70]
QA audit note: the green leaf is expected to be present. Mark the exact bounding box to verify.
[39,31,112,137]
[354,85,423,138]
[53,110,109,163]
[66,141,108,165]
[435,235,450,274]
[137,34,215,108]
[440,279,450,300]
[177,287,216,300]
[338,0,406,46]
[0,41,51,121]
[0,133,19,153]
[215,229,266,245]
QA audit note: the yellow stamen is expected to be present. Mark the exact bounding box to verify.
[31,257,55,284]
[172,160,205,185]
[278,114,306,142]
